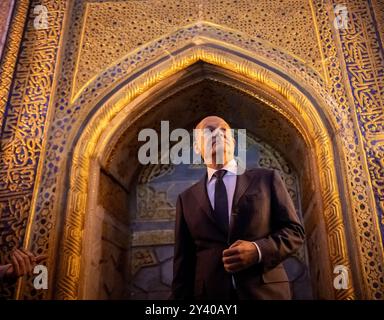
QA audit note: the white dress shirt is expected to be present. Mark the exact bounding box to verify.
[206,159,262,288]
[206,158,238,218]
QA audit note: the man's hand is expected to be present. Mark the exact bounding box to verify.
[4,249,46,280]
[222,240,259,273]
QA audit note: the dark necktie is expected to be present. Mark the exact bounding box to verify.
[213,169,229,232]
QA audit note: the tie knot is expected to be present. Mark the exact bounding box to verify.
[213,169,227,180]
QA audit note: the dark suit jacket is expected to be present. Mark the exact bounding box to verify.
[171,168,305,300]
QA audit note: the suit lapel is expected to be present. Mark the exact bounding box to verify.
[232,170,253,211]
[229,170,253,243]
[191,174,216,223]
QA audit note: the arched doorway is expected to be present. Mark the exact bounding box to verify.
[54,47,354,300]
[81,76,314,299]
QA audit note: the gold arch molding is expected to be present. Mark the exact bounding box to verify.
[56,43,355,299]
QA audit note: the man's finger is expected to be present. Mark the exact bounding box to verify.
[16,249,32,276]
[14,250,27,276]
[17,249,33,276]
[229,240,242,248]
[11,251,22,277]
[223,255,241,264]
[35,255,47,263]
[11,254,20,277]
[20,248,36,263]
[223,247,240,257]
[224,262,244,273]
[3,264,13,277]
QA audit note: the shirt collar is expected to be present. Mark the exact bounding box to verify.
[207,158,238,182]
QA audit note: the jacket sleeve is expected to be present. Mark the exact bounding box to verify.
[254,170,305,271]
[170,194,196,299]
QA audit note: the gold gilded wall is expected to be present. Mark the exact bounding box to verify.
[0,0,383,300]
[72,0,324,98]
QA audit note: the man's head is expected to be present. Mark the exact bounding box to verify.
[194,116,235,168]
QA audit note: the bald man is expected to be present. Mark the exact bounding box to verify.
[170,116,305,300]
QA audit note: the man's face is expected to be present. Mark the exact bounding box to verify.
[194,116,235,166]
